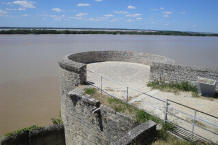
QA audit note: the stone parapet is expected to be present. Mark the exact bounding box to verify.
[110,120,156,145]
[0,125,65,145]
[150,62,218,89]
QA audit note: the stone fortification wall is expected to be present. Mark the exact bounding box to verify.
[64,88,139,145]
[64,88,156,145]
[58,51,160,145]
[58,51,175,90]
[110,120,156,145]
[0,125,65,145]
[68,51,175,65]
[150,63,218,87]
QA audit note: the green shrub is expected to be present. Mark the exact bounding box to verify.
[108,97,135,113]
[51,118,63,125]
[135,109,162,124]
[84,88,96,95]
[135,110,148,123]
[5,125,43,137]
[147,81,198,96]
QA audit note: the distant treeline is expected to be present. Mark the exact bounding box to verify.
[0,29,218,36]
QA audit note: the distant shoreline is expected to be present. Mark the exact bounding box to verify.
[0,29,218,37]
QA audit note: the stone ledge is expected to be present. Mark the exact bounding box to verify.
[0,125,65,145]
[68,89,100,107]
[58,55,86,73]
[110,120,157,145]
[152,62,218,74]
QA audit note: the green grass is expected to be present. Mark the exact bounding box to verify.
[135,109,163,124]
[84,88,96,96]
[84,87,174,127]
[107,97,163,124]
[153,133,196,145]
[147,81,199,97]
[51,118,63,125]
[84,87,213,145]
[107,97,137,114]
[51,111,63,125]
[5,125,43,137]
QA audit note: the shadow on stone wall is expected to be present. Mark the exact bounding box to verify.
[0,125,65,145]
[58,51,170,145]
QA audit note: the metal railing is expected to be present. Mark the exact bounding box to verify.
[86,69,218,144]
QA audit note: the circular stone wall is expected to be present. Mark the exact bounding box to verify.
[59,51,175,84]
[58,51,174,145]
[0,125,65,145]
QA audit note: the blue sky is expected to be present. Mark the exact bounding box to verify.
[0,0,218,33]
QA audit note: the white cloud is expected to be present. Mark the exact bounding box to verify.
[152,7,164,11]
[50,14,65,21]
[52,8,62,12]
[162,11,172,18]
[163,11,172,15]
[22,14,29,16]
[126,13,141,17]
[95,0,102,2]
[0,9,7,16]
[104,14,113,17]
[136,17,143,20]
[8,1,35,8]
[114,10,128,15]
[128,5,136,9]
[88,17,103,21]
[77,3,90,7]
[76,12,88,17]
[40,14,64,21]
[6,7,25,11]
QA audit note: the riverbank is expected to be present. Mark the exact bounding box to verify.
[1,29,218,36]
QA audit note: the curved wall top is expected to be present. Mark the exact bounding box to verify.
[68,51,174,65]
[58,51,172,145]
[58,51,174,85]
[59,51,174,73]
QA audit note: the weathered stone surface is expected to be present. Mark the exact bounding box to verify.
[198,77,216,97]
[150,62,218,89]
[58,51,168,145]
[68,51,174,65]
[0,125,65,145]
[110,120,156,145]
[64,89,139,145]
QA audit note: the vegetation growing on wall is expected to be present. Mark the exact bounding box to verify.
[83,88,173,126]
[147,81,199,97]
[5,125,43,137]
[51,118,63,125]
[51,112,63,125]
[152,133,201,145]
[83,87,214,145]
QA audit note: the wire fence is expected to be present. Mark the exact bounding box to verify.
[86,69,218,144]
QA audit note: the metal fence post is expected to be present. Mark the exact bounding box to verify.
[164,99,168,123]
[101,76,102,95]
[191,110,197,139]
[126,87,128,102]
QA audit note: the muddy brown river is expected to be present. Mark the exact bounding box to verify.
[0,34,218,135]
